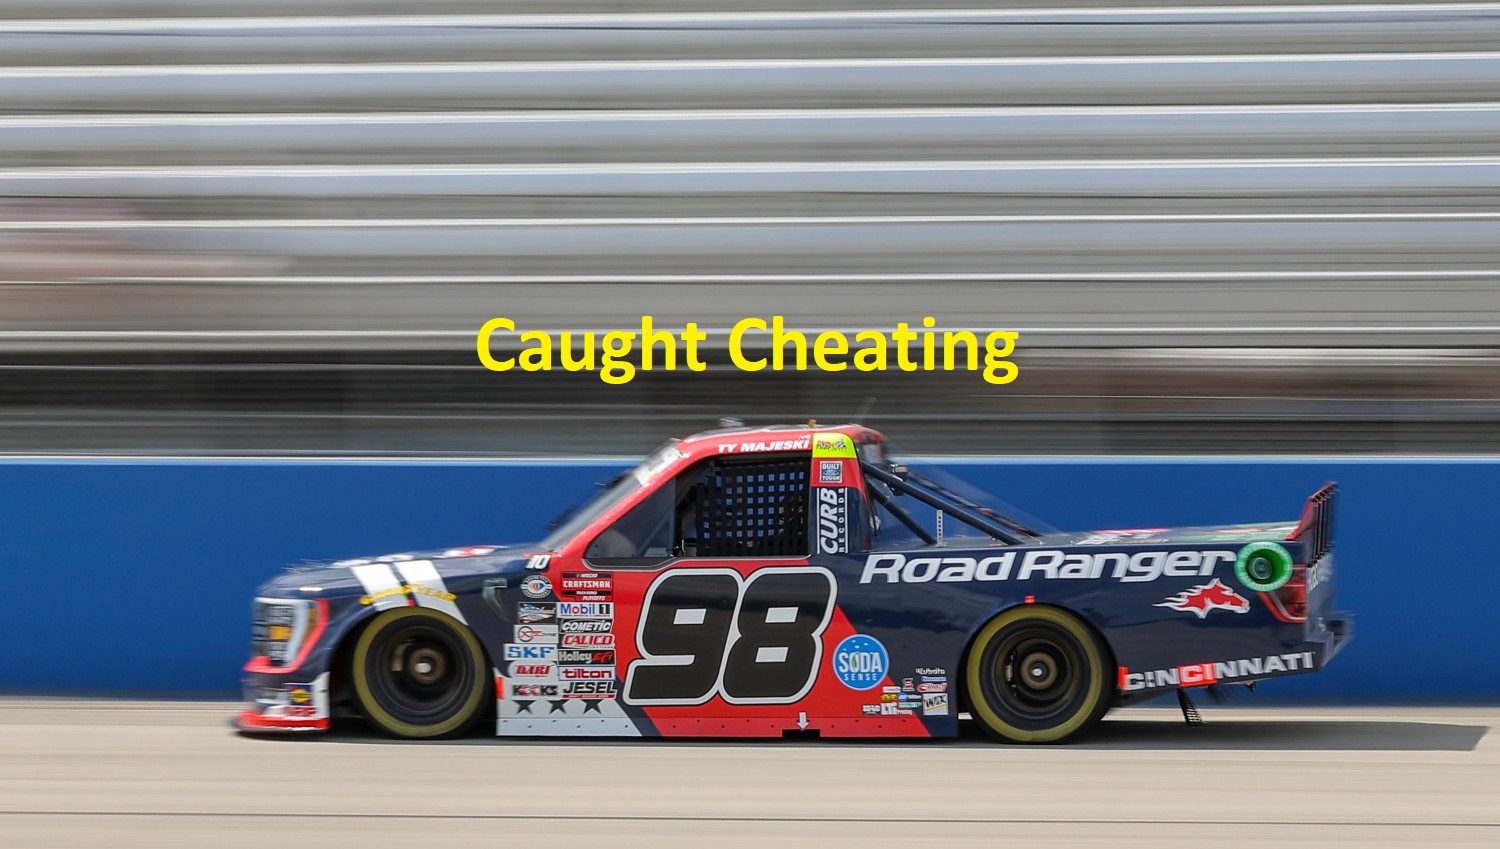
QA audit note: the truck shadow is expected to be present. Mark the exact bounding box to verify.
[290,714,1489,753]
[1070,717,1489,752]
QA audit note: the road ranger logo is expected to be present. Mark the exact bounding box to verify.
[1155,578,1250,619]
[1119,651,1317,692]
[859,550,1236,584]
[816,488,848,555]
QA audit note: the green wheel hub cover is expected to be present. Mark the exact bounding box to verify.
[1234,541,1294,592]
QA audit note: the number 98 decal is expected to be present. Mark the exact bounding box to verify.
[624,567,837,706]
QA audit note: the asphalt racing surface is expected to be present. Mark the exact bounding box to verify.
[0,701,1494,848]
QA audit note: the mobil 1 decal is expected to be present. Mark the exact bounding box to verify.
[624,567,836,706]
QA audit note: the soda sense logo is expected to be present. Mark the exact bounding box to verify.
[831,634,888,691]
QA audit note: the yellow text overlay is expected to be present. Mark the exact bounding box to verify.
[477,316,1019,386]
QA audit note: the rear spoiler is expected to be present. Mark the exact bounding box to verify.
[1286,483,1335,567]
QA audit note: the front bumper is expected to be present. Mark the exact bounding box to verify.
[236,669,332,733]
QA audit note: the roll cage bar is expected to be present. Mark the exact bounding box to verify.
[859,461,1043,547]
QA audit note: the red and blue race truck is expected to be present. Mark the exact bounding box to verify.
[241,422,1350,743]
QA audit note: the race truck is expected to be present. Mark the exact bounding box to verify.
[240,422,1351,743]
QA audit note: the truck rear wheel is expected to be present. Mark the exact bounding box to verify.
[965,605,1110,744]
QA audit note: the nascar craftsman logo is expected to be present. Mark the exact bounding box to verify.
[1119,651,1317,691]
[1154,579,1250,619]
[859,550,1235,584]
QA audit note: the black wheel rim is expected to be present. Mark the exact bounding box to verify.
[981,620,1090,728]
[364,620,475,725]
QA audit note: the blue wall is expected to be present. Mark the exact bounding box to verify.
[2,457,1494,701]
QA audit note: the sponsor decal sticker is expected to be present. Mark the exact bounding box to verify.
[510,683,560,698]
[1307,558,1334,593]
[556,649,616,666]
[557,601,614,619]
[359,583,457,606]
[831,634,888,691]
[561,633,616,648]
[815,487,849,555]
[508,663,556,680]
[879,703,913,716]
[818,459,844,484]
[503,643,558,661]
[859,550,1235,585]
[561,571,613,599]
[861,704,881,716]
[517,603,557,624]
[560,619,613,634]
[915,666,945,676]
[562,680,618,698]
[917,682,947,693]
[718,436,812,455]
[442,546,496,558]
[922,692,950,716]
[1155,578,1250,619]
[560,667,616,681]
[811,432,856,459]
[1118,651,1317,692]
[514,624,559,643]
[521,574,553,599]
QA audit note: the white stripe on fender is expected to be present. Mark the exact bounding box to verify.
[349,563,405,610]
[394,559,469,625]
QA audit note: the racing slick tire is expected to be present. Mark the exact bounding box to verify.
[965,605,1111,744]
[350,607,489,739]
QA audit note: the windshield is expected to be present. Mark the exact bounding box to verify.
[539,441,685,551]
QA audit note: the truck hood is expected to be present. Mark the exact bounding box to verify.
[256,542,544,597]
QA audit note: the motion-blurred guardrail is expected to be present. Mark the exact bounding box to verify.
[0,456,1491,701]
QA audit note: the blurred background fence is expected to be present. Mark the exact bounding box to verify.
[3,0,1500,456]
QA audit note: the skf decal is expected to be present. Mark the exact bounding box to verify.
[503,643,557,661]
[859,550,1235,585]
[1154,578,1251,618]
